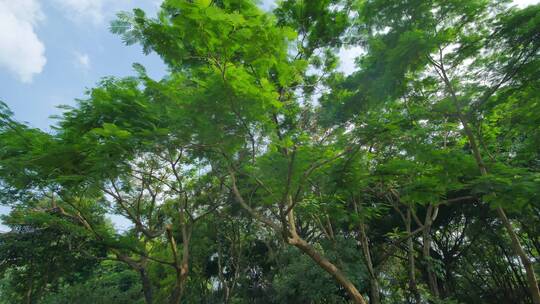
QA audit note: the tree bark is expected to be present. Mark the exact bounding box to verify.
[287,209,368,304]
[497,206,540,304]
[288,236,368,304]
[422,205,440,299]
[167,219,190,304]
[26,276,33,304]
[139,267,154,304]
[229,171,368,304]
[217,240,231,303]
[354,201,381,304]
[459,104,540,304]
[435,59,540,304]
[116,254,153,304]
[406,209,422,304]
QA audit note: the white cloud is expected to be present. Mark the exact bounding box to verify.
[75,52,91,69]
[0,0,46,83]
[336,0,539,76]
[51,0,154,25]
[52,0,106,25]
[339,46,364,76]
[513,0,540,7]
[260,0,277,11]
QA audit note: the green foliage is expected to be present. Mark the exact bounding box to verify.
[0,208,106,303]
[41,262,144,304]
[271,243,364,303]
[1,1,539,304]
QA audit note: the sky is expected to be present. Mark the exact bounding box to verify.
[0,0,538,232]
[0,0,167,132]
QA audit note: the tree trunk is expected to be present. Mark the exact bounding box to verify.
[170,265,189,304]
[139,268,154,304]
[497,206,540,304]
[354,201,381,304]
[422,205,440,299]
[26,276,33,304]
[368,275,381,304]
[288,236,368,304]
[423,231,439,298]
[459,107,540,304]
[217,240,231,303]
[286,208,367,304]
[169,199,193,304]
[168,228,190,304]
[116,254,153,304]
[436,60,540,304]
[406,209,421,304]
[230,173,368,304]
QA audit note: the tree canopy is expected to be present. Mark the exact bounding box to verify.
[1,0,539,303]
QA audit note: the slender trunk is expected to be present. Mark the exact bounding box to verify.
[360,224,380,304]
[170,272,181,304]
[423,230,439,298]
[224,286,231,304]
[288,236,368,304]
[436,61,540,304]
[228,224,242,302]
[499,240,530,300]
[26,276,33,304]
[170,264,189,304]
[287,209,368,304]
[217,240,231,303]
[406,209,421,304]
[369,279,381,304]
[179,239,190,299]
[422,205,440,299]
[497,207,540,304]
[139,267,154,304]
[327,215,346,270]
[168,224,191,304]
[230,174,368,303]
[116,254,153,304]
[363,237,381,304]
[354,201,381,304]
[460,105,540,304]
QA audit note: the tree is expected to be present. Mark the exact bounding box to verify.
[326,0,540,302]
[1,1,539,303]
[111,0,369,302]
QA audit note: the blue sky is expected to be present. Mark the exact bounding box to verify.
[0,0,537,231]
[1,0,536,130]
[0,0,170,231]
[0,0,276,231]
[0,0,168,132]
